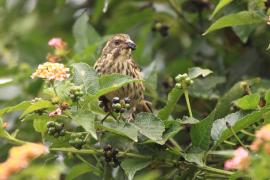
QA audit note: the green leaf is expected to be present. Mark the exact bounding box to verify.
[132,113,165,144]
[217,106,270,143]
[232,25,255,43]
[233,94,260,110]
[211,112,243,141]
[97,74,142,97]
[73,13,100,53]
[85,74,143,102]
[156,121,184,144]
[210,0,234,20]
[0,101,31,117]
[188,67,213,79]
[180,116,200,125]
[265,90,270,105]
[203,11,264,35]
[66,163,93,180]
[33,115,52,133]
[73,110,97,140]
[158,87,183,120]
[183,151,204,166]
[121,158,151,180]
[189,76,225,100]
[20,100,53,118]
[190,112,215,150]
[101,120,138,142]
[72,63,99,94]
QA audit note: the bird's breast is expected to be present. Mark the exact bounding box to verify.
[94,56,145,105]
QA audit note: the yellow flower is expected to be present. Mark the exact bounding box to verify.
[31,62,70,81]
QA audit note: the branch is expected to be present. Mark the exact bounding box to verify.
[50,147,151,160]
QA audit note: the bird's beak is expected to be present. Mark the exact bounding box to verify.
[126,40,136,50]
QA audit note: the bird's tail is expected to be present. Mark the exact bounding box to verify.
[137,100,153,113]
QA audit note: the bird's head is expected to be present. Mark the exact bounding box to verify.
[101,34,136,59]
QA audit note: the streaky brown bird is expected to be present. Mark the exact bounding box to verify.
[94,34,152,120]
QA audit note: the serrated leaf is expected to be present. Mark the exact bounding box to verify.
[188,67,213,79]
[132,113,165,144]
[211,111,243,141]
[72,63,99,94]
[233,94,260,110]
[101,120,138,142]
[73,110,97,140]
[203,11,264,35]
[216,107,270,144]
[158,87,183,121]
[73,13,100,53]
[210,0,234,20]
[121,158,151,180]
[190,112,215,150]
[20,100,53,118]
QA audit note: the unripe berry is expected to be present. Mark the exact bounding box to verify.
[175,83,182,89]
[125,103,131,110]
[113,103,121,110]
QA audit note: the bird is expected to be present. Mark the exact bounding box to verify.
[94,34,152,120]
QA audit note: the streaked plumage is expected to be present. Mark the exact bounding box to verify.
[94,34,151,118]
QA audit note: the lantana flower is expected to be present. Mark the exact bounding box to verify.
[0,143,48,180]
[224,147,250,170]
[48,37,66,49]
[31,62,70,81]
[48,107,62,117]
[250,124,270,153]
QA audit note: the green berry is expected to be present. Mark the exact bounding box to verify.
[59,129,65,136]
[113,103,121,110]
[175,83,182,89]
[175,75,181,82]
[49,127,56,133]
[47,121,55,128]
[125,103,131,110]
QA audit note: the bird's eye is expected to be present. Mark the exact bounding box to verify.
[114,40,120,46]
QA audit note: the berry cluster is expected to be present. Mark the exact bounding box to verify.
[68,133,86,150]
[152,21,169,37]
[69,86,83,102]
[47,121,65,138]
[112,97,131,113]
[103,145,120,168]
[175,73,194,89]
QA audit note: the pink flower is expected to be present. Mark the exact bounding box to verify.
[250,124,270,153]
[48,38,66,49]
[224,147,249,170]
[48,107,62,117]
